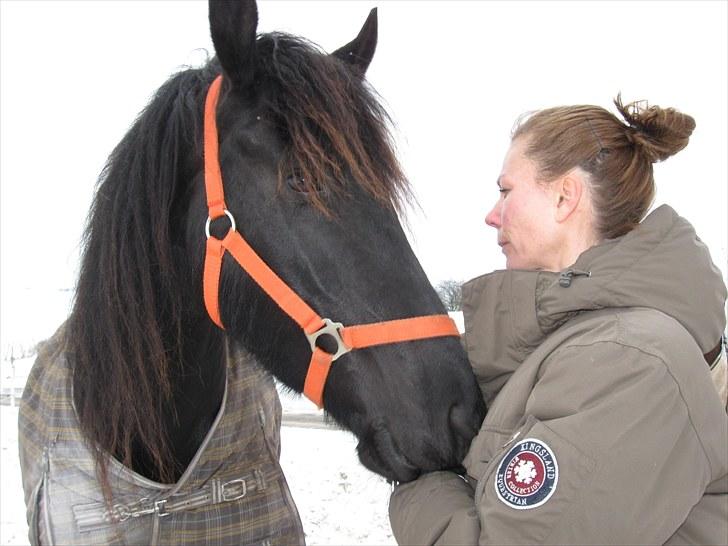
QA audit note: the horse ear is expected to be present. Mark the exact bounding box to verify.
[332,8,378,75]
[209,0,258,89]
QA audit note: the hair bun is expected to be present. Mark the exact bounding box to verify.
[614,94,695,162]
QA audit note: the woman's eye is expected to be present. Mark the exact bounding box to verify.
[499,188,510,196]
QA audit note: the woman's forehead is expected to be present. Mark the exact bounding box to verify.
[501,141,538,182]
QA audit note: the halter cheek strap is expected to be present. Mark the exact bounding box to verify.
[202,75,459,408]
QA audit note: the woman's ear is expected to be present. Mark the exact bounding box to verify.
[554,169,586,223]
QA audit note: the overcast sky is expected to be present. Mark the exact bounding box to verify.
[2,1,726,303]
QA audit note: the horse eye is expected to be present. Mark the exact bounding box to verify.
[286,174,307,193]
[286,172,314,194]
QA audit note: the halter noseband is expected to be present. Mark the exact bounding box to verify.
[202,75,459,408]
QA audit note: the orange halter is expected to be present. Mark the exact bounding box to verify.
[202,75,459,408]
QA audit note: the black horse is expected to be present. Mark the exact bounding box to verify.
[66,0,484,493]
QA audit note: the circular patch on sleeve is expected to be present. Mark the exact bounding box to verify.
[494,437,558,510]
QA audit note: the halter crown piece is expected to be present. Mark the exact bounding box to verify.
[202,75,460,407]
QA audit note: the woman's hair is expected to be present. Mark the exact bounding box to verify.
[512,95,695,239]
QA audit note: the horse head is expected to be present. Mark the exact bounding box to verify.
[194,0,485,482]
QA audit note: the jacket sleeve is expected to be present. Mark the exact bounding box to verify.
[389,471,480,545]
[390,340,717,545]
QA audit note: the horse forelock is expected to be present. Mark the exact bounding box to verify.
[255,32,411,215]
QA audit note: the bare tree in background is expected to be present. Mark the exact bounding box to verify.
[436,280,463,312]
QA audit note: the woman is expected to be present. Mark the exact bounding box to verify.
[389,97,727,545]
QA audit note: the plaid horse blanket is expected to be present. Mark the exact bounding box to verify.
[18,326,306,545]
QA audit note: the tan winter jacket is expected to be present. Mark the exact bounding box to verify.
[390,205,728,545]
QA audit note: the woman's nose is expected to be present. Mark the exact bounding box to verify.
[485,201,501,228]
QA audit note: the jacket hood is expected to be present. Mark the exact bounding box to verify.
[462,205,727,404]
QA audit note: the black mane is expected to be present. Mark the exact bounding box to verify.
[69,62,218,485]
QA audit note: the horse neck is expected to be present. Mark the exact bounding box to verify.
[178,314,227,380]
[133,298,227,481]
[145,302,228,481]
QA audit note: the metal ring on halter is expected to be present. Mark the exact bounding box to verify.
[205,209,237,239]
[306,318,352,361]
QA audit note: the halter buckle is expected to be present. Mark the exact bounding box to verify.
[205,209,237,239]
[306,318,351,361]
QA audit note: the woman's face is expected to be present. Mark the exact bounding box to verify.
[485,138,562,270]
